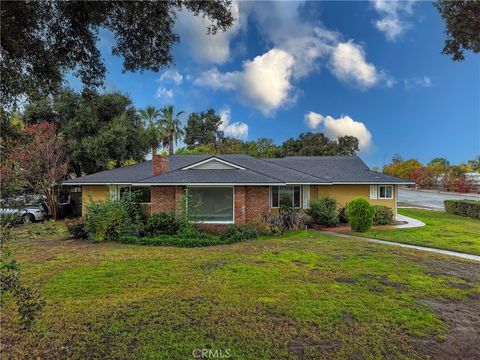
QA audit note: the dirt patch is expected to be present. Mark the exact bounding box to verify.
[288,339,342,358]
[199,260,226,271]
[417,258,480,283]
[413,297,480,359]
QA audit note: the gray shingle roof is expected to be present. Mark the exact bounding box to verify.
[63,154,413,185]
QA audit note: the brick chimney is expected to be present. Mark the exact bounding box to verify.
[152,154,169,176]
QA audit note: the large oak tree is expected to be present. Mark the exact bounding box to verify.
[1,0,234,108]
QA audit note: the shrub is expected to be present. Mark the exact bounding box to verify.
[220,224,258,243]
[338,203,349,224]
[120,233,222,248]
[444,200,480,219]
[65,217,87,239]
[145,212,180,236]
[348,197,375,232]
[308,197,339,227]
[85,200,132,242]
[372,206,394,225]
[262,208,306,235]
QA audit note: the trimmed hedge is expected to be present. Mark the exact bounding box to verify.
[348,197,375,232]
[220,224,258,242]
[444,200,480,219]
[145,212,180,236]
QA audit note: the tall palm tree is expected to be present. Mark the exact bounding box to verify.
[159,105,184,155]
[139,106,163,155]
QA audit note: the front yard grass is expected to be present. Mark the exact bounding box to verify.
[345,208,480,255]
[1,221,479,359]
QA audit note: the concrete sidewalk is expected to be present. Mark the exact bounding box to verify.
[317,230,480,262]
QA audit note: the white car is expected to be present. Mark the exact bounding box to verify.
[0,205,47,224]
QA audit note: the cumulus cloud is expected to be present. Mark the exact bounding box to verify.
[372,0,415,41]
[158,69,183,85]
[175,1,243,64]
[195,48,296,116]
[219,108,248,139]
[155,87,174,103]
[305,112,373,151]
[404,76,432,89]
[193,2,392,114]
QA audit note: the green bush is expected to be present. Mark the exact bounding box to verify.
[308,197,339,227]
[85,200,132,242]
[65,217,87,239]
[338,203,349,224]
[220,224,258,243]
[348,197,375,232]
[120,232,222,248]
[262,208,306,235]
[145,212,180,236]
[372,205,394,225]
[444,200,480,219]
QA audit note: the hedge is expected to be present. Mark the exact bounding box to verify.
[444,200,480,219]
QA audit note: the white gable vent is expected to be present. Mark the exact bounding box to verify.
[182,157,245,170]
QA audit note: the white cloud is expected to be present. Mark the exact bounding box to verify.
[175,1,243,64]
[155,87,174,103]
[193,2,392,114]
[195,48,296,116]
[404,76,432,89]
[219,108,248,139]
[158,69,183,85]
[305,112,373,151]
[372,0,415,41]
[329,41,381,89]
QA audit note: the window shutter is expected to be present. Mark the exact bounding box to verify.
[369,185,377,200]
[302,185,310,209]
[109,185,119,200]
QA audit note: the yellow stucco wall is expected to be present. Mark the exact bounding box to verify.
[311,184,397,215]
[81,185,109,215]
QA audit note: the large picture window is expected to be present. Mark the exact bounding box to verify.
[271,186,301,208]
[119,186,151,203]
[188,187,234,223]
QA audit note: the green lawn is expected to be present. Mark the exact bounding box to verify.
[1,221,479,359]
[345,208,480,256]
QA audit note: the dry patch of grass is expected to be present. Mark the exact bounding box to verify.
[1,222,479,359]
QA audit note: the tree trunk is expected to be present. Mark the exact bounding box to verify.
[169,129,174,155]
[45,189,57,219]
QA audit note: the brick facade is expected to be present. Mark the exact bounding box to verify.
[150,185,271,233]
[152,154,169,176]
[151,186,184,214]
[245,186,270,223]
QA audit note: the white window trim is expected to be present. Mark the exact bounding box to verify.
[186,185,235,224]
[181,157,245,170]
[378,185,394,199]
[270,185,302,209]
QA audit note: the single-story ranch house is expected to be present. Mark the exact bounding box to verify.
[63,155,413,232]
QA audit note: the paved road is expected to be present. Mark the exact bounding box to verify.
[398,188,480,210]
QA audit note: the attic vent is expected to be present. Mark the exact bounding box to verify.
[182,157,245,170]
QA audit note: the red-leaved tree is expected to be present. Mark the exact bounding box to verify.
[8,121,68,217]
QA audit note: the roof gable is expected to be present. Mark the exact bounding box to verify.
[181,157,245,170]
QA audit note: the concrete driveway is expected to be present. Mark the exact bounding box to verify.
[398,188,480,210]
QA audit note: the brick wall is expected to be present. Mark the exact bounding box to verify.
[151,186,184,214]
[234,186,246,224]
[245,186,270,223]
[152,154,169,175]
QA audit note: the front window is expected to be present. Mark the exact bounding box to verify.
[119,186,151,203]
[188,187,233,223]
[379,185,393,199]
[271,186,301,208]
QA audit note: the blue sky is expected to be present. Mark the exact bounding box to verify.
[77,1,479,167]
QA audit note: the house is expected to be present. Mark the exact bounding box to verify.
[63,154,414,232]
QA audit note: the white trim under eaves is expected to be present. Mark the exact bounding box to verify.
[62,182,132,186]
[181,157,246,170]
[331,182,415,185]
[134,182,284,186]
